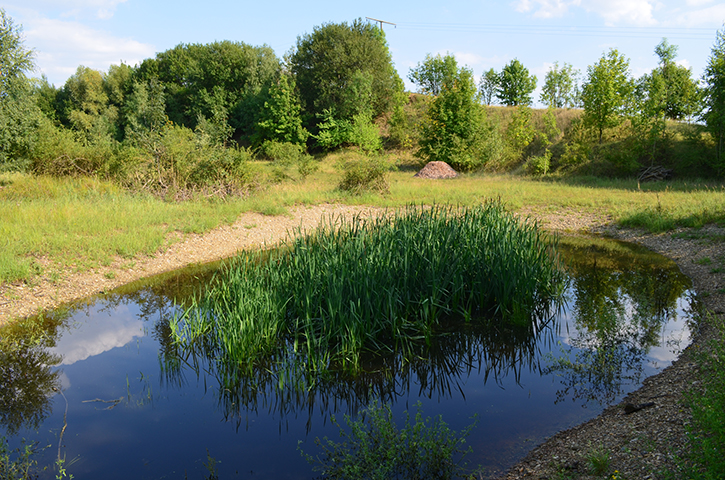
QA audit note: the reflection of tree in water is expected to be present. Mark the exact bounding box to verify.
[545,240,692,406]
[159,313,558,432]
[0,315,64,436]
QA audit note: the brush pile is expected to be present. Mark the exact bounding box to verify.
[414,161,458,179]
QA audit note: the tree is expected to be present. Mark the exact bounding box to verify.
[479,68,499,106]
[408,53,459,96]
[703,27,725,170]
[497,59,537,106]
[254,74,308,146]
[136,41,280,139]
[56,65,117,141]
[633,39,701,163]
[651,39,700,121]
[581,49,634,143]
[540,62,579,108]
[0,9,41,169]
[417,66,502,171]
[123,78,167,148]
[289,19,404,127]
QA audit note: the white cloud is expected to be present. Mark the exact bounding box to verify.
[582,0,657,26]
[673,4,725,27]
[513,0,657,25]
[25,17,155,85]
[513,0,581,18]
[5,0,128,19]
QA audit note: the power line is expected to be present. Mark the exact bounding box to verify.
[393,22,716,40]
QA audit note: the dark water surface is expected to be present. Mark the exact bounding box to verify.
[0,236,695,479]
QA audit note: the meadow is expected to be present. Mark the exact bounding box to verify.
[2,150,725,286]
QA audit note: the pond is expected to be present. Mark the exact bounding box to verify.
[0,235,695,479]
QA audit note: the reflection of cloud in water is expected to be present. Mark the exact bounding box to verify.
[51,304,144,365]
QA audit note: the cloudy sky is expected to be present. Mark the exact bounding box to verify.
[3,0,724,104]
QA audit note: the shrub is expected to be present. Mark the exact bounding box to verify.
[337,154,390,194]
[259,140,318,180]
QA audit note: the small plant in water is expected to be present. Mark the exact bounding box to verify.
[299,399,477,479]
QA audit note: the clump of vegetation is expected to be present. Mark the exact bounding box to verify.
[300,399,477,479]
[171,202,566,377]
[337,154,390,194]
[677,314,725,479]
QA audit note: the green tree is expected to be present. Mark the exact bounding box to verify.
[651,39,700,121]
[540,62,579,108]
[289,19,404,126]
[56,65,118,141]
[417,67,502,171]
[581,49,634,143]
[703,27,725,170]
[479,68,499,106]
[408,52,459,96]
[123,78,167,148]
[0,9,42,169]
[254,74,308,146]
[136,41,279,139]
[497,59,537,106]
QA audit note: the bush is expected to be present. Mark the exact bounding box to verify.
[337,154,390,194]
[259,140,318,180]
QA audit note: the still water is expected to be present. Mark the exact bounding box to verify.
[0,235,695,479]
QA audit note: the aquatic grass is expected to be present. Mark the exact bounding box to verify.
[172,202,566,377]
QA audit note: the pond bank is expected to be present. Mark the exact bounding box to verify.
[500,223,725,479]
[2,204,722,478]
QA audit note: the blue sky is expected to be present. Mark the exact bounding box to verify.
[4,0,724,106]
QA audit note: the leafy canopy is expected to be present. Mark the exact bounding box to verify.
[417,65,502,171]
[290,18,404,126]
[0,8,42,169]
[540,62,579,109]
[497,59,537,106]
[408,52,459,96]
[703,27,725,169]
[581,48,634,143]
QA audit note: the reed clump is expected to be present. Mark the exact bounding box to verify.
[171,202,566,376]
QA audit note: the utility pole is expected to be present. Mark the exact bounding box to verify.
[366,17,396,32]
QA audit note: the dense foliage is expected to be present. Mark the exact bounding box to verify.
[1,8,725,187]
[289,19,404,128]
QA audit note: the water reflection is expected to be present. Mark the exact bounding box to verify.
[0,316,64,435]
[546,237,694,405]
[161,313,559,431]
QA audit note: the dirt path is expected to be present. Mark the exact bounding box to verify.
[0,204,377,323]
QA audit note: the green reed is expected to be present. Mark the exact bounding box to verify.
[171,202,566,376]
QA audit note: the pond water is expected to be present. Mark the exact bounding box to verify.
[0,235,695,479]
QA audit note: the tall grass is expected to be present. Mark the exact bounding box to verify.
[171,202,566,377]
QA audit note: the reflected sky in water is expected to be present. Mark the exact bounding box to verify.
[0,235,696,479]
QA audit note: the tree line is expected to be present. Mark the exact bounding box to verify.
[2,9,725,196]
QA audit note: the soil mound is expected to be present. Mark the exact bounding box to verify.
[414,161,458,179]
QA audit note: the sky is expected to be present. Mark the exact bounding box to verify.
[3,0,724,106]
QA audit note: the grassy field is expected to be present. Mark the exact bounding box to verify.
[2,151,725,285]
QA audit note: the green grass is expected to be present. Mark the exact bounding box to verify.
[0,173,250,282]
[3,152,725,286]
[673,314,725,479]
[171,202,566,377]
